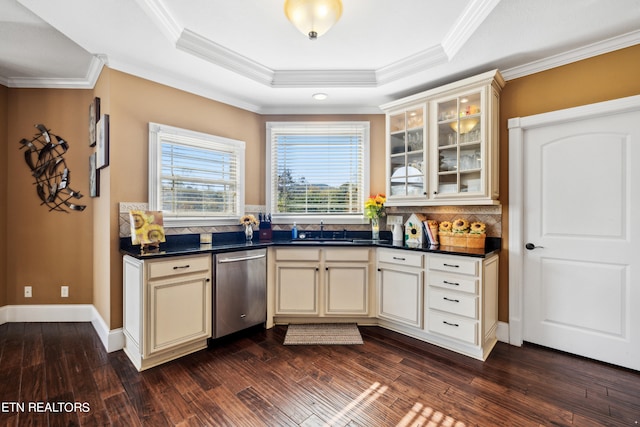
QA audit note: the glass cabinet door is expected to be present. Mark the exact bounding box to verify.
[388,106,426,199]
[435,92,482,196]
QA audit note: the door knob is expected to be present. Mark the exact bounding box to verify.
[525,243,544,250]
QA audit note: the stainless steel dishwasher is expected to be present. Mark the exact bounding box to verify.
[213,248,267,338]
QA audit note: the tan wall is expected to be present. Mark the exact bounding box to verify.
[102,69,264,328]
[497,43,640,320]
[6,88,94,305]
[0,84,7,307]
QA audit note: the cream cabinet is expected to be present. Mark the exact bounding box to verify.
[274,248,321,315]
[387,104,428,203]
[376,248,424,328]
[381,69,504,206]
[273,247,373,319]
[123,254,212,371]
[426,253,499,360]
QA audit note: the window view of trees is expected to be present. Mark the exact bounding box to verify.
[277,168,360,214]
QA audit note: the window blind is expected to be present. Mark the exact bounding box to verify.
[160,141,238,216]
[149,123,245,224]
[268,122,369,216]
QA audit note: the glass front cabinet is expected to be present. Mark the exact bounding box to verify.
[382,70,504,206]
[387,105,427,202]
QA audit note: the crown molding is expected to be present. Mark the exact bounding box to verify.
[442,0,501,59]
[502,29,640,81]
[177,29,274,86]
[134,0,181,43]
[272,70,377,88]
[377,45,448,85]
[4,55,104,89]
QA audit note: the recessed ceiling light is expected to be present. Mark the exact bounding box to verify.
[312,93,328,100]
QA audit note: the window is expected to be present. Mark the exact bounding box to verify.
[266,121,369,223]
[149,123,245,226]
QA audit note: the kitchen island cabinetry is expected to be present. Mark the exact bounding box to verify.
[123,253,212,371]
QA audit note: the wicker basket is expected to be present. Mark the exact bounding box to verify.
[438,231,453,246]
[450,233,467,247]
[466,233,486,249]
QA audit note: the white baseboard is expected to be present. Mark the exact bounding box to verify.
[0,304,124,353]
[496,321,509,344]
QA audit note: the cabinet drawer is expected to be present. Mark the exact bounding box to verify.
[428,311,478,344]
[429,288,477,318]
[275,248,321,262]
[428,254,478,276]
[428,272,477,294]
[147,255,210,280]
[325,248,370,262]
[378,249,423,268]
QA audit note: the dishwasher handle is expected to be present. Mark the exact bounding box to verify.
[217,253,266,264]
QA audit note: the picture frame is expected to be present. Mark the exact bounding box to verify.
[88,97,100,147]
[96,113,109,169]
[89,152,99,197]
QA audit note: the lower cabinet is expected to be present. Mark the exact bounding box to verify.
[376,249,424,328]
[426,253,499,359]
[123,254,212,371]
[273,247,373,318]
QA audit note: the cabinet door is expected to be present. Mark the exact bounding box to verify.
[147,274,211,356]
[275,264,319,315]
[325,264,369,315]
[377,266,423,328]
[387,105,428,204]
[431,90,485,199]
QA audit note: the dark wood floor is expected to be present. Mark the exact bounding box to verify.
[0,322,639,426]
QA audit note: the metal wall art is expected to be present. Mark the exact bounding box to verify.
[19,124,86,212]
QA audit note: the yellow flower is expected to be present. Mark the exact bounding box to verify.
[439,221,452,232]
[145,224,165,243]
[452,218,469,233]
[364,194,386,219]
[240,214,259,226]
[470,221,486,234]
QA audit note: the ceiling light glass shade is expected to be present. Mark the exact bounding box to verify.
[284,0,343,40]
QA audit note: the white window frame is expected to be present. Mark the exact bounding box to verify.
[266,121,370,225]
[148,122,245,227]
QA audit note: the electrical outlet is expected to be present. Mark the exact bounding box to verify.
[24,286,32,298]
[386,215,403,225]
[61,285,69,298]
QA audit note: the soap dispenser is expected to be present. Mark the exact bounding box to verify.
[291,222,298,239]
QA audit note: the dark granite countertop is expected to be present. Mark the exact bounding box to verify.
[120,231,500,260]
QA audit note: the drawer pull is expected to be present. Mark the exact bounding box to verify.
[172,264,190,270]
[443,280,459,286]
[443,263,460,268]
[393,256,406,261]
[443,297,460,303]
[443,321,459,327]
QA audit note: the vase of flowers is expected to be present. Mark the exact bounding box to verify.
[240,214,259,242]
[365,194,386,240]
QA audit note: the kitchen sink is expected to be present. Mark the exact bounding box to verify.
[290,238,353,244]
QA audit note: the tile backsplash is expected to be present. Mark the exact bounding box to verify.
[119,202,502,238]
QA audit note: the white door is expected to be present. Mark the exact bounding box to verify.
[509,96,640,371]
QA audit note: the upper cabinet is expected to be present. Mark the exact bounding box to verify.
[388,105,427,200]
[381,70,505,206]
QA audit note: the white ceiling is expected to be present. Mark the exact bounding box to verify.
[2,0,639,114]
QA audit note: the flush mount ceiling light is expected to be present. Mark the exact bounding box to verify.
[312,93,328,100]
[284,0,343,40]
